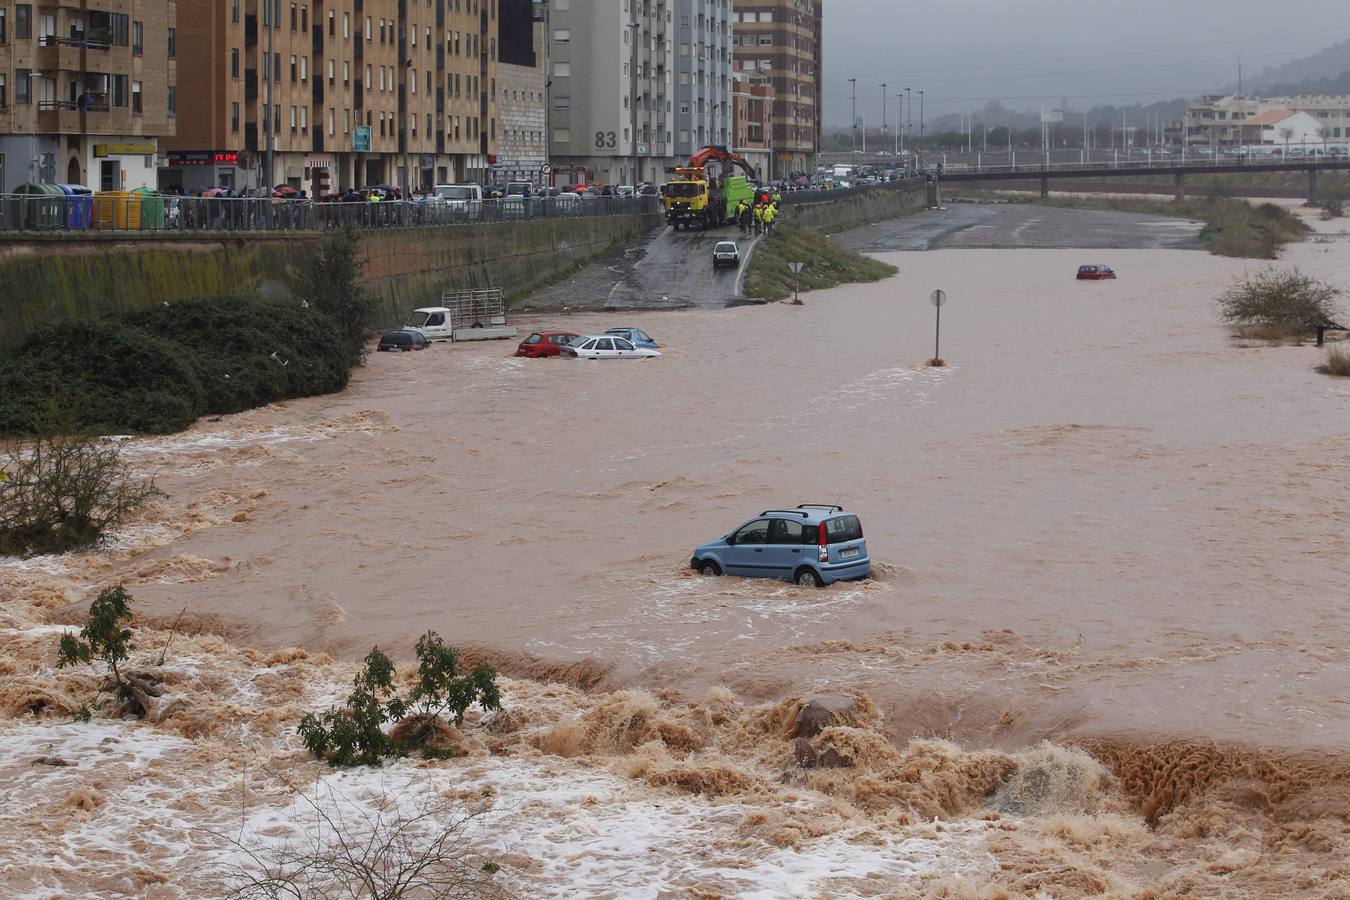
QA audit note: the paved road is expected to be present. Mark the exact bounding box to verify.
[518,223,754,312]
[835,202,1205,252]
[518,203,1203,313]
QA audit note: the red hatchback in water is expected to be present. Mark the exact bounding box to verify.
[1076,264,1117,280]
[515,331,582,358]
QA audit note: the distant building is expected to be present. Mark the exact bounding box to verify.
[1182,94,1350,148]
[731,0,820,180]
[0,0,178,193]
[731,77,771,179]
[672,0,733,163]
[545,0,676,187]
[496,0,546,185]
[1241,109,1328,147]
[165,0,501,195]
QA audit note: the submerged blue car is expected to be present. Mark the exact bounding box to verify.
[691,505,870,587]
[604,327,658,349]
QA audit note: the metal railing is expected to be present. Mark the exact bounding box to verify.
[0,193,662,234]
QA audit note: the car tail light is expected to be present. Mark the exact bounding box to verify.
[818,524,828,562]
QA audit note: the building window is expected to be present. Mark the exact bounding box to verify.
[342,13,349,38]
[168,27,175,57]
[328,107,334,135]
[231,48,239,78]
[553,127,569,144]
[327,60,334,84]
[343,61,349,85]
[132,21,143,54]
[553,95,569,110]
[231,0,239,23]
[552,62,570,77]
[0,75,6,109]
[15,5,30,40]
[300,106,307,131]
[231,101,240,132]
[553,28,569,43]
[290,55,297,81]
[131,80,142,114]
[274,103,280,133]
[0,9,6,43]
[168,85,176,116]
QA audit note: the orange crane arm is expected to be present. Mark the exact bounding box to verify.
[685,145,757,180]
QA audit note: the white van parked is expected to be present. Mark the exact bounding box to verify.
[432,183,483,220]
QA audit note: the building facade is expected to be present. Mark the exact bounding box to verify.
[494,0,543,184]
[164,0,504,195]
[730,75,769,177]
[1182,94,1350,148]
[0,0,177,193]
[545,0,675,187]
[672,0,731,164]
[731,0,819,180]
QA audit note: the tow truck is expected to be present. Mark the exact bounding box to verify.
[661,146,758,231]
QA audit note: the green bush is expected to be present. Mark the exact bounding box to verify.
[743,221,897,301]
[299,227,378,366]
[0,296,351,436]
[1218,270,1342,331]
[298,631,501,768]
[1,429,161,556]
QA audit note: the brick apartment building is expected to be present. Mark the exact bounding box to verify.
[731,0,820,180]
[164,0,533,195]
[730,75,769,178]
[0,0,178,193]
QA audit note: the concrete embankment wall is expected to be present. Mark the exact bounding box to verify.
[785,182,927,233]
[0,213,659,353]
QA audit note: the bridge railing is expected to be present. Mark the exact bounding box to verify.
[0,193,661,235]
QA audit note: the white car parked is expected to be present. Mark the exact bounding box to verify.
[560,335,663,360]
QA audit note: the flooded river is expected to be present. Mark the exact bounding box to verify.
[31,205,1345,754]
[5,203,1349,896]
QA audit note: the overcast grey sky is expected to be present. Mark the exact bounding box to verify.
[821,0,1350,126]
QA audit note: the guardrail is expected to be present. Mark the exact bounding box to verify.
[0,193,661,234]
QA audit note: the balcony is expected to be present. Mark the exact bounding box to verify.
[312,26,323,53]
[245,69,258,100]
[312,78,323,103]
[245,15,256,47]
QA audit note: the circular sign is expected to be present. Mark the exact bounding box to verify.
[930,289,947,307]
[540,163,553,175]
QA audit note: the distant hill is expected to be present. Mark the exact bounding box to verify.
[1245,39,1350,94]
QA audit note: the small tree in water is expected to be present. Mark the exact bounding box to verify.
[299,631,501,767]
[1219,269,1342,335]
[58,586,135,702]
[300,226,377,366]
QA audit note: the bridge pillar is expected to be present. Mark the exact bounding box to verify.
[1040,174,1049,198]
[1307,170,1319,205]
[1174,172,1185,201]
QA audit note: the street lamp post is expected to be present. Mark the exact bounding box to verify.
[848,77,858,162]
[880,82,887,161]
[919,90,924,141]
[629,20,639,187]
[905,87,912,153]
[896,90,904,155]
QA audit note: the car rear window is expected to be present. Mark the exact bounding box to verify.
[383,332,411,344]
[824,515,863,543]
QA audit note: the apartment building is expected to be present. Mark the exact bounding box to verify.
[1182,94,1350,148]
[731,0,819,180]
[0,0,177,193]
[546,0,675,187]
[730,75,769,177]
[494,0,543,183]
[672,0,731,164]
[165,0,504,195]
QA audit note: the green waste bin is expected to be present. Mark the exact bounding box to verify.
[134,188,165,230]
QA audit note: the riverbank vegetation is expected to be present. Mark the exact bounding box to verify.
[1020,196,1311,258]
[0,229,374,437]
[1316,346,1350,376]
[743,221,897,301]
[1218,269,1343,341]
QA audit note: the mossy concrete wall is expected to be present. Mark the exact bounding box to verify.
[0,214,658,353]
[785,182,927,233]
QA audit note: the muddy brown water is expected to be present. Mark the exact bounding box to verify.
[44,214,1350,762]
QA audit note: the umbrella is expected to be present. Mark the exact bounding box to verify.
[272,185,299,197]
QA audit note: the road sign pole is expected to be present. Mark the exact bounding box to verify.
[935,300,941,361]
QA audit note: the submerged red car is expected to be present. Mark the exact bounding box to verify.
[1076,264,1117,280]
[515,331,582,357]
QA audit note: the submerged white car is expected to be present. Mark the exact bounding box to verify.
[560,335,662,360]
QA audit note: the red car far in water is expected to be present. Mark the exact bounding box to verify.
[1077,264,1117,280]
[515,331,582,357]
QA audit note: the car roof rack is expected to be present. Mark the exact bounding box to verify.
[797,504,844,513]
[759,509,810,518]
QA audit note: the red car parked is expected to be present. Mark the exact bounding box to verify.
[1076,264,1117,280]
[515,331,582,358]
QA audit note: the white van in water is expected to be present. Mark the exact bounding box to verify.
[403,307,455,342]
